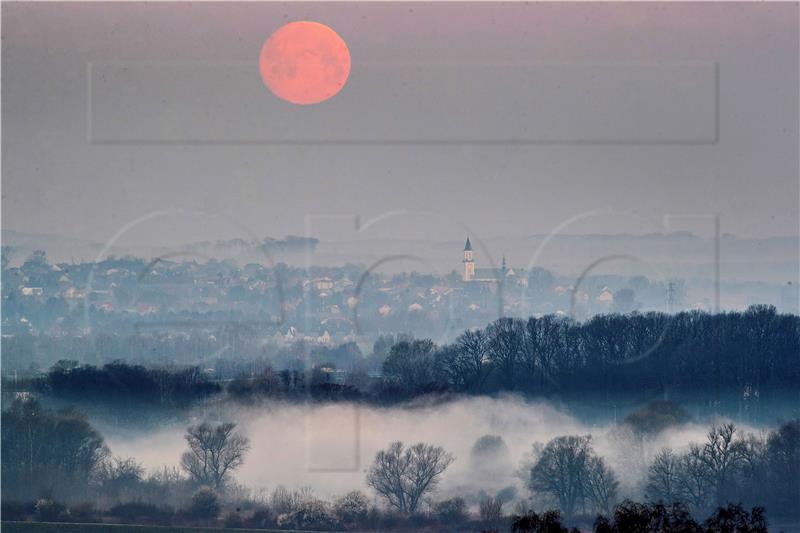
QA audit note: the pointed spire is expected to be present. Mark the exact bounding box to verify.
[502,255,507,269]
[464,237,473,251]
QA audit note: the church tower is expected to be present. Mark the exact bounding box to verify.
[463,237,475,281]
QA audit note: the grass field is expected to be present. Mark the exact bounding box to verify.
[0,522,329,533]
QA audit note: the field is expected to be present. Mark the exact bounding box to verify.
[0,523,330,533]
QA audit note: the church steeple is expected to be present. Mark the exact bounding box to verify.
[462,237,475,281]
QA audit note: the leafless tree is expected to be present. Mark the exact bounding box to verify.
[519,317,542,388]
[270,485,314,515]
[97,455,144,498]
[487,317,525,390]
[677,444,711,512]
[450,329,492,392]
[736,432,768,505]
[764,419,800,517]
[701,423,747,505]
[479,496,504,528]
[383,340,437,393]
[530,435,618,518]
[181,422,249,490]
[366,441,454,514]
[522,316,570,390]
[646,448,682,503]
[584,455,619,515]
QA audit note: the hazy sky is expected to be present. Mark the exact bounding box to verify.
[2,2,798,248]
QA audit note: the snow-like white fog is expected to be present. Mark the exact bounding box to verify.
[105,396,760,504]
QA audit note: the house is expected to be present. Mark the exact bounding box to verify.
[63,287,85,299]
[20,287,43,297]
[313,277,334,291]
[596,287,614,305]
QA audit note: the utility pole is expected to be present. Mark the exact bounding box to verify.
[667,281,676,314]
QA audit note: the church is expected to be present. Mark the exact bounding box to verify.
[461,237,516,282]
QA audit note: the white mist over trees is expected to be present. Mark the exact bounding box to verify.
[2,395,799,529]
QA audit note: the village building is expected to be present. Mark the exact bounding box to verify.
[461,237,518,283]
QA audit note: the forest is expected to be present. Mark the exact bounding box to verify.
[6,307,798,409]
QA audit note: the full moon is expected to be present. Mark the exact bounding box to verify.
[259,21,351,105]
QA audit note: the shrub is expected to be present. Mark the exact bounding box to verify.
[68,502,100,523]
[434,497,468,524]
[270,485,312,515]
[703,504,768,533]
[593,500,707,533]
[97,456,144,498]
[107,501,174,525]
[2,500,36,521]
[480,496,504,527]
[34,499,67,522]
[279,497,338,531]
[594,501,652,533]
[511,509,577,533]
[224,510,244,528]
[333,490,370,527]
[187,486,220,520]
[246,507,275,528]
[407,512,436,529]
[366,506,402,530]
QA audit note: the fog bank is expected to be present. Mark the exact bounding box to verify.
[105,396,760,502]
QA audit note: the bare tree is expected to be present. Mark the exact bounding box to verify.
[97,456,144,498]
[1,398,109,500]
[764,419,800,518]
[366,441,454,514]
[530,435,620,518]
[529,435,619,518]
[382,340,437,394]
[667,426,748,514]
[181,422,249,490]
[520,317,545,388]
[530,436,588,518]
[584,455,619,515]
[270,485,314,515]
[487,318,525,390]
[646,448,682,503]
[455,328,493,392]
[701,423,746,505]
[677,444,711,512]
[437,329,493,393]
[479,496,504,528]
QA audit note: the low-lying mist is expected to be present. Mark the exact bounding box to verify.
[105,396,759,505]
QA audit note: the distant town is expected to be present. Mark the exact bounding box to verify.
[3,238,798,371]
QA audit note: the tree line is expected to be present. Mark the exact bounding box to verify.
[10,359,222,409]
[512,502,769,533]
[7,307,797,413]
[381,306,798,399]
